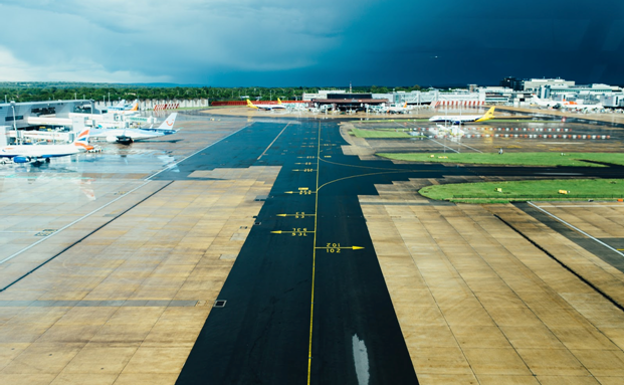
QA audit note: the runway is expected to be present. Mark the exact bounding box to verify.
[168,117,624,384]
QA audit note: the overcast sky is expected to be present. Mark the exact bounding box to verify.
[1,1,623,86]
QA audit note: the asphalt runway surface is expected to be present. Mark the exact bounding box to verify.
[147,116,624,384]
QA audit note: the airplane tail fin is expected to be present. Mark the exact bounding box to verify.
[278,98,283,105]
[130,100,139,111]
[73,128,93,151]
[246,99,258,109]
[158,113,177,130]
[403,102,408,108]
[475,107,496,122]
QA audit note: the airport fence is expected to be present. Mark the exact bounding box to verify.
[211,100,307,106]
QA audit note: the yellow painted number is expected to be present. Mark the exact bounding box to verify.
[326,243,341,253]
[293,228,308,236]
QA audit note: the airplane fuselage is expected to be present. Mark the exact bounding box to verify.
[90,128,166,143]
[428,115,482,123]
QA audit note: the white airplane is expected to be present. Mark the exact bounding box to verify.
[384,102,412,114]
[90,113,178,144]
[529,95,582,110]
[429,106,496,124]
[529,95,562,108]
[0,128,93,163]
[106,99,139,112]
[108,99,126,109]
[246,98,287,111]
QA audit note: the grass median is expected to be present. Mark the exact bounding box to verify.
[378,152,624,167]
[420,179,624,203]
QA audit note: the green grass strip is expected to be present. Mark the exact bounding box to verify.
[378,152,624,167]
[420,179,624,203]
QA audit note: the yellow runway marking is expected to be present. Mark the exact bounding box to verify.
[307,123,321,385]
[318,170,417,192]
[270,229,314,236]
[315,244,365,253]
[277,213,315,218]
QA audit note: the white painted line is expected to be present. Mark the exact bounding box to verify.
[528,201,624,258]
[0,180,153,265]
[145,122,254,181]
[458,142,483,153]
[258,123,290,160]
[428,139,459,153]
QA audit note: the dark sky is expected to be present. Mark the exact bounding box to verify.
[1,0,623,86]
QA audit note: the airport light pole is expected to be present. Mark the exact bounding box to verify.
[10,102,18,144]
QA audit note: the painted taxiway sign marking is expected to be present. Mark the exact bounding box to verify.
[271,229,315,236]
[277,213,316,218]
[315,243,365,253]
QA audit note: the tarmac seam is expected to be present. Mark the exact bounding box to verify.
[493,213,624,313]
[0,181,174,292]
[528,201,624,258]
[0,179,154,266]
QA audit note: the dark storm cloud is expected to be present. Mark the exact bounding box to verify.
[0,0,622,85]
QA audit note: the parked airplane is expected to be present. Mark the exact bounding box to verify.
[107,99,139,112]
[90,113,178,144]
[529,95,581,109]
[246,98,287,111]
[429,107,496,124]
[0,128,93,163]
[385,102,412,114]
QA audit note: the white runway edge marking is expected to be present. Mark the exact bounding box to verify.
[352,334,370,385]
[0,180,153,265]
[528,201,624,258]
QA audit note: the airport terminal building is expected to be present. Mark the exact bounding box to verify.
[0,100,94,146]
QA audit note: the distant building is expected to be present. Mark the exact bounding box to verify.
[0,100,93,146]
[477,87,514,104]
[542,83,619,103]
[500,77,524,91]
[309,92,387,111]
[523,78,575,92]
[302,90,345,101]
[601,93,624,108]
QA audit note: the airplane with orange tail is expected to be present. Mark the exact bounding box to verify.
[106,99,139,113]
[0,128,93,163]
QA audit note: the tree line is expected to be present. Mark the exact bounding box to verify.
[0,82,423,103]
